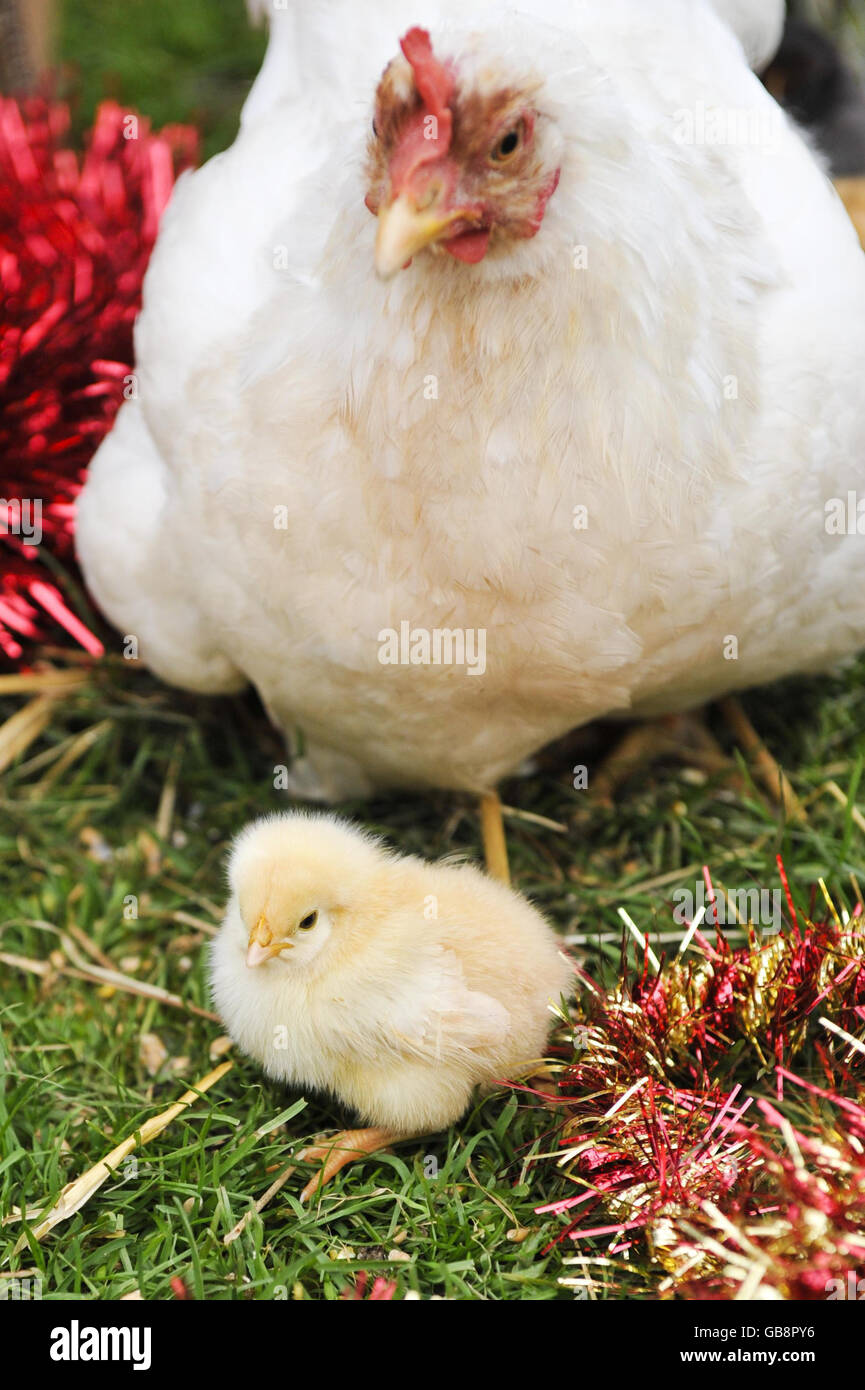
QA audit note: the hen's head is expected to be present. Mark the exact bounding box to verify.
[366,27,563,279]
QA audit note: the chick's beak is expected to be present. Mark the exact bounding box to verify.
[246,914,293,969]
[375,191,478,280]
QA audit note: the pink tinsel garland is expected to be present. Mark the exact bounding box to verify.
[0,96,198,663]
[535,870,865,1298]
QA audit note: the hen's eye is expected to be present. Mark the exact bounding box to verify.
[491,123,523,163]
[298,911,318,930]
[372,117,380,139]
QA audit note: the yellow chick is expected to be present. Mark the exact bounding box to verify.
[210,813,572,1200]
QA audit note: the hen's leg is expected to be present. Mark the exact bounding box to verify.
[297,1127,410,1203]
[480,791,511,885]
[835,177,865,249]
[718,698,805,822]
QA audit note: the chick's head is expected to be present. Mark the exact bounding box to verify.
[225,814,381,972]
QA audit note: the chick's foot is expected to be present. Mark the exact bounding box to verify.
[297,1127,410,1203]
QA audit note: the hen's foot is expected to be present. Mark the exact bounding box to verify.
[591,702,804,823]
[591,712,729,804]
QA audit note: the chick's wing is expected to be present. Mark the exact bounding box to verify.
[386,947,511,1064]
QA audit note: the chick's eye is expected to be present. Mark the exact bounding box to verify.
[491,123,524,163]
[298,911,318,931]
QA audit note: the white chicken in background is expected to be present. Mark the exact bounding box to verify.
[77,0,865,808]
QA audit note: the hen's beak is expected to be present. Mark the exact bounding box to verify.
[375,192,475,279]
[246,914,294,969]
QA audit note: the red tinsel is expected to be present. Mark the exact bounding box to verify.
[536,871,865,1298]
[0,96,198,663]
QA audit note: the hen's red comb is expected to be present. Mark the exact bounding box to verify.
[399,27,454,141]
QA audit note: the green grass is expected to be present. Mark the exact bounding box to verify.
[1,649,864,1300]
[58,0,266,158]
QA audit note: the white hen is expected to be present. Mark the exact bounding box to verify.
[76,0,865,801]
